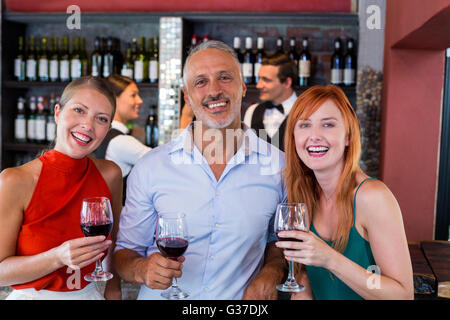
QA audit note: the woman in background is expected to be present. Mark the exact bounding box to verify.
[0,76,123,299]
[277,85,413,300]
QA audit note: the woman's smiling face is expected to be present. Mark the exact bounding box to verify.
[294,99,349,174]
[54,87,113,159]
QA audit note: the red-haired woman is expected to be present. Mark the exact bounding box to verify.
[277,85,413,299]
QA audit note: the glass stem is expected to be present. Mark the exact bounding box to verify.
[94,259,103,275]
[172,277,179,288]
[287,261,296,283]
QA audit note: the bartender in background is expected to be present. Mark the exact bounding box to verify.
[243,53,297,151]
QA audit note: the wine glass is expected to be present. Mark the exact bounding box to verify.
[156,212,189,300]
[80,197,114,282]
[274,202,309,292]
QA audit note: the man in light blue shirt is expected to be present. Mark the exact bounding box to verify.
[114,40,287,300]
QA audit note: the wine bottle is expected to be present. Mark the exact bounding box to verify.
[27,96,37,143]
[149,37,159,83]
[330,38,343,85]
[49,37,60,82]
[70,37,82,80]
[38,37,49,82]
[343,38,356,86]
[103,37,115,78]
[91,37,103,77]
[134,37,148,83]
[289,37,299,65]
[46,94,57,143]
[299,38,311,87]
[80,37,89,76]
[145,105,159,148]
[233,37,244,74]
[121,43,134,79]
[243,37,254,85]
[254,37,265,83]
[189,34,198,53]
[202,34,211,43]
[60,36,70,82]
[14,97,27,143]
[276,37,284,54]
[113,38,123,75]
[26,36,37,81]
[35,96,47,144]
[14,36,26,81]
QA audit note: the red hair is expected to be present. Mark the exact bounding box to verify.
[284,85,362,252]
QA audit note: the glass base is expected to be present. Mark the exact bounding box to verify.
[276,281,305,293]
[84,271,113,282]
[161,286,189,300]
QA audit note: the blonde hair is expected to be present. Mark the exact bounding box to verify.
[284,85,362,252]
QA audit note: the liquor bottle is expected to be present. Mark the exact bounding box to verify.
[38,37,49,82]
[121,43,134,79]
[254,37,265,83]
[188,34,199,53]
[149,37,159,83]
[14,97,27,143]
[202,34,211,43]
[80,37,89,76]
[242,37,254,85]
[91,37,103,77]
[49,37,60,82]
[60,36,70,82]
[70,37,82,80]
[134,37,148,83]
[35,96,47,144]
[103,37,115,78]
[145,105,159,148]
[299,38,311,87]
[330,38,343,85]
[288,37,299,64]
[14,36,26,81]
[131,38,138,61]
[27,96,37,143]
[46,94,57,142]
[26,36,37,81]
[233,37,244,74]
[276,37,284,54]
[113,38,123,75]
[343,38,356,86]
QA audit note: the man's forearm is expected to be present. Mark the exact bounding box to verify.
[113,248,145,284]
[262,242,288,282]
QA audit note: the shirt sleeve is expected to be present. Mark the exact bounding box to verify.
[115,156,157,257]
[106,135,151,167]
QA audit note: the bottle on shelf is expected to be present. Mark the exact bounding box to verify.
[113,38,123,75]
[202,34,211,43]
[121,43,134,79]
[134,37,148,83]
[91,37,103,77]
[70,37,82,81]
[233,36,244,74]
[14,97,27,143]
[149,37,159,84]
[330,38,343,85]
[49,37,60,82]
[60,36,70,82]
[103,37,115,78]
[145,105,159,148]
[46,94,57,143]
[299,38,311,87]
[275,36,284,54]
[38,37,49,82]
[27,96,37,143]
[188,34,199,54]
[26,36,37,81]
[343,38,356,86]
[243,37,254,85]
[80,37,89,77]
[288,37,299,65]
[254,37,265,84]
[14,36,26,81]
[35,96,47,144]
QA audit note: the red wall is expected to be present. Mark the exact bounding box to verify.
[4,0,351,13]
[381,1,450,241]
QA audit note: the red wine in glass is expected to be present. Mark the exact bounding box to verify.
[156,237,188,260]
[276,232,303,243]
[81,222,113,238]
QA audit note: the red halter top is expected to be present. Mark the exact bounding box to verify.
[11,150,112,292]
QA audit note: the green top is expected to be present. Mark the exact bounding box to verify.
[305,178,376,300]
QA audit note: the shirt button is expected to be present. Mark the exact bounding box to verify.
[215,192,220,196]
[204,287,209,291]
[210,255,215,260]
[215,223,219,227]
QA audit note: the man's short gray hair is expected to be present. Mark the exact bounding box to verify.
[182,40,242,88]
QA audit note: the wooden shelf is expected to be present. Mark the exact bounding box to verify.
[3,80,158,89]
[4,142,48,153]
